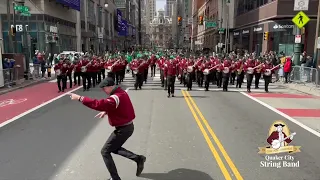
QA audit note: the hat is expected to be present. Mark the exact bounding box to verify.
[274,124,285,127]
[99,77,115,88]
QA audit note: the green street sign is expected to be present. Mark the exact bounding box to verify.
[14,5,29,13]
[21,12,31,17]
[206,22,217,28]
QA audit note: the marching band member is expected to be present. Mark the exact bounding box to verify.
[149,54,157,77]
[100,58,106,82]
[157,57,166,87]
[54,60,68,92]
[215,59,222,88]
[254,59,262,89]
[179,58,187,85]
[143,57,150,84]
[230,60,236,85]
[221,59,231,91]
[236,59,244,88]
[119,58,127,83]
[202,59,211,91]
[73,60,82,86]
[262,59,279,92]
[164,58,178,98]
[244,58,255,93]
[66,60,74,89]
[131,59,145,90]
[185,58,194,91]
[80,58,91,91]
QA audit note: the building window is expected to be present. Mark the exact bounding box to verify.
[236,0,272,16]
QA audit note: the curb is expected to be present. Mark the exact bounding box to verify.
[281,83,320,97]
[0,78,56,95]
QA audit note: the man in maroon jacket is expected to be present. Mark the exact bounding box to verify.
[69,77,146,180]
[164,59,178,98]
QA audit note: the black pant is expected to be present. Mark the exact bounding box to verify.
[160,70,164,87]
[236,72,244,88]
[82,72,91,90]
[73,72,81,85]
[115,72,120,85]
[254,73,261,88]
[57,75,67,91]
[151,65,156,77]
[263,75,272,92]
[204,74,210,91]
[284,72,290,83]
[144,69,148,83]
[230,72,236,85]
[216,72,222,88]
[186,73,192,90]
[90,72,97,87]
[101,69,106,81]
[222,74,229,91]
[67,74,72,88]
[246,73,254,91]
[134,73,143,89]
[101,123,138,180]
[167,75,175,95]
[197,71,204,87]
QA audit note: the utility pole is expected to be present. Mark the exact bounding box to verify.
[12,1,17,53]
[7,0,13,53]
[314,0,320,68]
[138,0,142,45]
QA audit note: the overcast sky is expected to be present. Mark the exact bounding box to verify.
[156,0,165,10]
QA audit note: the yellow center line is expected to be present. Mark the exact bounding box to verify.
[185,90,244,180]
[181,90,232,180]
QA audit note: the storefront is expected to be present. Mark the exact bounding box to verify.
[240,28,250,50]
[233,31,240,50]
[268,21,295,55]
[252,25,264,55]
[1,14,76,54]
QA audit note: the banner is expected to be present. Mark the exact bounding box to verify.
[117,9,122,32]
[118,20,128,36]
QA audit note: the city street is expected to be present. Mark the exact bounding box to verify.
[0,74,320,180]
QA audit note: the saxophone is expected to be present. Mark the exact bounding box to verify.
[238,63,243,75]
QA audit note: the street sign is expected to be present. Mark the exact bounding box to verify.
[21,12,31,17]
[294,0,309,11]
[205,22,217,28]
[292,11,310,29]
[295,35,301,43]
[14,5,29,12]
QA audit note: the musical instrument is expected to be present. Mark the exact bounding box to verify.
[81,61,91,72]
[264,64,281,76]
[247,64,263,74]
[56,69,61,76]
[106,60,120,73]
[223,66,230,74]
[203,64,219,75]
[237,63,243,74]
[133,61,145,74]
[271,132,296,149]
[187,59,202,73]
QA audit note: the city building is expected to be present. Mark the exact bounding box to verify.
[150,9,173,48]
[165,0,175,17]
[172,0,191,49]
[145,0,156,35]
[0,0,116,54]
[233,0,319,55]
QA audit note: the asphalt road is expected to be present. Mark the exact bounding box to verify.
[0,74,320,180]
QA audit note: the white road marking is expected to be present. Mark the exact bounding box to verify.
[0,86,83,128]
[240,92,320,138]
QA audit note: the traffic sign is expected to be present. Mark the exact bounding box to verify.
[205,22,217,28]
[21,12,31,17]
[294,0,309,11]
[292,11,310,29]
[295,35,301,43]
[14,5,29,12]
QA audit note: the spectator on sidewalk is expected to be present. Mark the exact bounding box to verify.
[47,63,52,78]
[40,60,46,78]
[283,57,293,83]
[2,58,16,87]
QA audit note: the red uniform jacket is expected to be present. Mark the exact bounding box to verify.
[54,63,68,75]
[164,61,178,77]
[67,64,74,75]
[80,87,135,127]
[243,60,255,71]
[267,131,292,145]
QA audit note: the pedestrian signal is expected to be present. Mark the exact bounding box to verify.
[263,32,269,40]
[199,16,204,25]
[178,16,182,26]
[10,26,16,36]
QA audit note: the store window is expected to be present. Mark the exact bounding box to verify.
[29,22,37,31]
[2,22,8,31]
[272,31,294,56]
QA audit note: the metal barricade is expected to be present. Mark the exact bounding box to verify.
[290,66,318,85]
[2,68,19,87]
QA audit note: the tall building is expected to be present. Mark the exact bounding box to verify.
[233,0,318,55]
[145,0,156,35]
[165,0,175,17]
[150,9,173,48]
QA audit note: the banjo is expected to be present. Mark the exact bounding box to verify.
[271,132,296,149]
[264,64,281,76]
[247,64,263,74]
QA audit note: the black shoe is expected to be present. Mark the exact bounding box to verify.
[167,94,170,98]
[83,89,86,91]
[136,155,146,176]
[172,94,174,97]
[58,90,61,93]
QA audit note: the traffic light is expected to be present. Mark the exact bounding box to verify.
[177,16,182,26]
[263,32,269,40]
[199,16,204,25]
[10,26,16,36]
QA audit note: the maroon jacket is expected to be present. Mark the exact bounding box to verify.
[164,61,178,77]
[80,87,135,127]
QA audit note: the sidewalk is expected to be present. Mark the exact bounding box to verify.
[280,82,320,96]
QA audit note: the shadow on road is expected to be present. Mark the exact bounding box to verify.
[140,168,214,180]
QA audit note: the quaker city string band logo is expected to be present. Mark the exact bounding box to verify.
[259,120,301,168]
[0,98,28,107]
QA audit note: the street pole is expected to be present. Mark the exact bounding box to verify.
[6,0,13,52]
[293,26,302,66]
[219,0,224,54]
[314,0,320,68]
[12,1,17,53]
[138,0,142,45]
